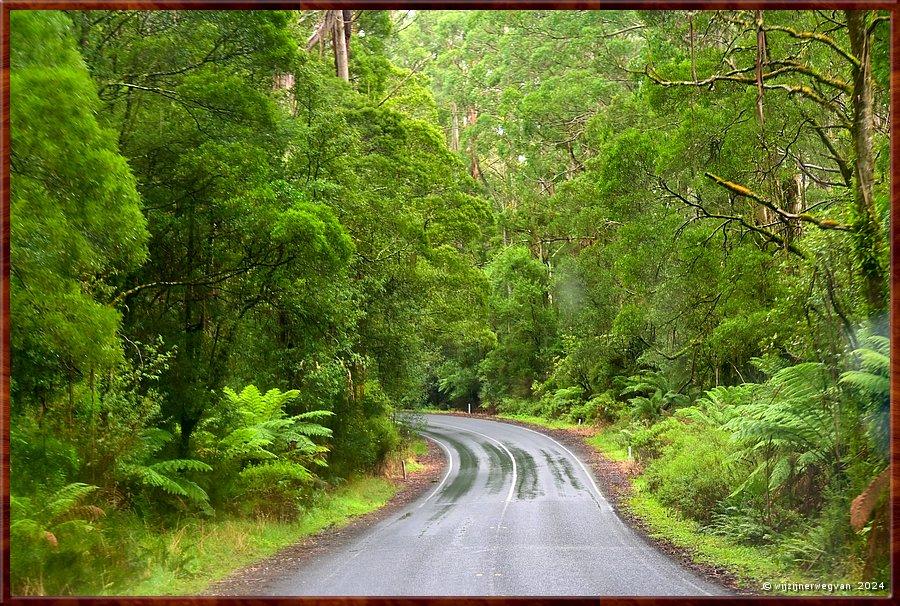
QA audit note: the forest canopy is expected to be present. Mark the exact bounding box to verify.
[7,8,891,595]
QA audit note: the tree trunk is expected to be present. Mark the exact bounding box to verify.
[450,102,460,151]
[845,10,886,312]
[333,10,350,82]
[342,10,352,61]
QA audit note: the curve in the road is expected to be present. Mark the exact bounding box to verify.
[264,414,728,597]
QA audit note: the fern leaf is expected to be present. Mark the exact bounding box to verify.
[840,371,889,399]
[150,459,213,474]
[141,468,188,496]
[293,410,334,421]
[291,422,333,438]
[45,483,99,520]
[850,467,890,530]
[170,477,210,505]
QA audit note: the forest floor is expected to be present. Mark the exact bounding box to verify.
[205,438,447,595]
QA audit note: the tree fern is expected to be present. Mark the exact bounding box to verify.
[620,370,688,421]
[201,384,334,516]
[114,428,213,510]
[215,385,333,465]
[840,334,889,458]
[724,363,838,502]
[677,385,749,427]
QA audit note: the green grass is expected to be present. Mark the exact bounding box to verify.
[585,428,630,462]
[495,413,579,430]
[404,460,425,473]
[626,477,885,596]
[111,476,397,596]
[410,438,428,457]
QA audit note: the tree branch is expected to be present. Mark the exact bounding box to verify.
[719,14,859,68]
[645,65,850,123]
[803,113,853,186]
[704,172,852,231]
[658,179,807,257]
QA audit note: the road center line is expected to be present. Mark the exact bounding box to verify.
[427,421,517,504]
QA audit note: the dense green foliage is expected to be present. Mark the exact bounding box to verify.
[9,8,890,595]
[393,8,890,588]
[10,9,488,594]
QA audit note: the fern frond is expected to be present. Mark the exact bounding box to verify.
[840,371,889,399]
[766,363,827,402]
[293,410,334,421]
[290,421,333,438]
[170,476,210,505]
[44,483,99,520]
[850,467,890,530]
[150,459,213,474]
[138,428,175,454]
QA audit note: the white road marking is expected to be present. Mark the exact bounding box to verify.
[427,421,517,503]
[418,434,454,507]
[508,423,607,504]
[427,415,715,596]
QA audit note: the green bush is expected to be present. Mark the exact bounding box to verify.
[566,392,622,424]
[643,425,739,523]
[623,416,681,461]
[328,383,400,477]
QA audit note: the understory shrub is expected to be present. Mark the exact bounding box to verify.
[643,425,740,523]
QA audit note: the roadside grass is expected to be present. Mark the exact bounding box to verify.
[627,477,783,593]
[626,478,887,597]
[584,430,630,463]
[404,460,425,473]
[409,406,447,414]
[495,413,579,430]
[111,476,396,596]
[411,439,428,456]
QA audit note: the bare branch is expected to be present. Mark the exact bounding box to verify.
[658,178,807,258]
[719,14,859,68]
[645,65,850,121]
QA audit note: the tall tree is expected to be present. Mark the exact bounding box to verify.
[10,10,148,415]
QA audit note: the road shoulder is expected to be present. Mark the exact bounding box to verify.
[204,438,448,596]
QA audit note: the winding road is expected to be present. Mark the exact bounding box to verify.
[264,414,727,596]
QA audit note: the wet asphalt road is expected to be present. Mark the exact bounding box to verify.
[264,414,727,596]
